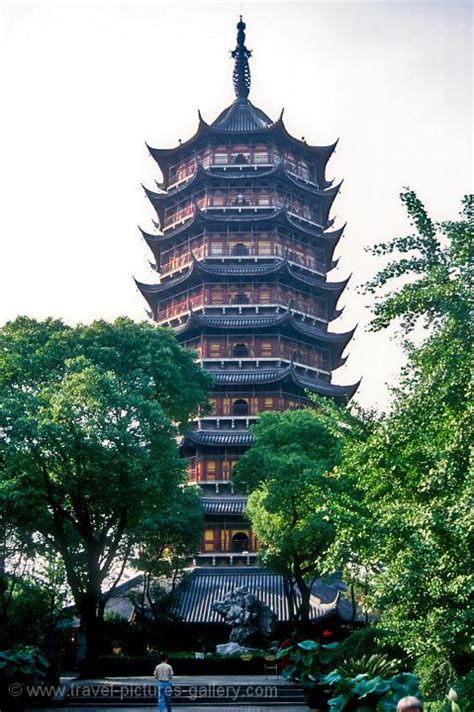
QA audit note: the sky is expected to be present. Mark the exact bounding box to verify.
[0,0,472,410]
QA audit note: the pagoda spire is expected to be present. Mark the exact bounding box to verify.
[231,15,252,99]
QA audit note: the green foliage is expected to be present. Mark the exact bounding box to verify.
[234,407,368,624]
[452,671,474,712]
[345,192,473,704]
[276,639,342,688]
[363,190,472,333]
[0,317,210,656]
[322,669,420,712]
[0,647,49,682]
[337,654,400,680]
[341,628,405,665]
[278,639,417,710]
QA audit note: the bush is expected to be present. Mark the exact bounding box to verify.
[341,627,406,665]
[416,654,456,700]
[0,647,49,712]
[79,651,279,678]
[454,670,474,708]
[0,647,49,684]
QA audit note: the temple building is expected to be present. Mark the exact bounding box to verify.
[136,17,358,567]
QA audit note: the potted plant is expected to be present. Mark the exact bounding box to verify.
[276,639,341,710]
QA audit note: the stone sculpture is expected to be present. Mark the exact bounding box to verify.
[212,586,277,648]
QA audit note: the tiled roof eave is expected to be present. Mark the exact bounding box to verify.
[175,310,355,350]
[174,568,341,624]
[202,497,248,515]
[182,430,254,447]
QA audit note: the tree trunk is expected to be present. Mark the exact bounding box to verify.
[294,565,312,633]
[79,592,103,664]
[282,573,297,626]
[350,580,357,623]
[78,559,106,665]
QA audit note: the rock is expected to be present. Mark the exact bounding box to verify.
[211,585,277,646]
[216,642,246,656]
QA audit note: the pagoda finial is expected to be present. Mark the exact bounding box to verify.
[231,15,252,99]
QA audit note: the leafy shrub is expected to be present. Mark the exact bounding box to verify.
[276,639,342,687]
[80,651,280,678]
[321,669,420,711]
[416,654,456,700]
[341,627,406,665]
[0,647,49,683]
[0,647,49,712]
[338,654,400,680]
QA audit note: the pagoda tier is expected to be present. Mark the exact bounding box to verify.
[146,116,337,193]
[139,220,344,282]
[136,17,358,566]
[143,183,340,239]
[144,161,339,205]
[143,174,342,233]
[134,259,350,327]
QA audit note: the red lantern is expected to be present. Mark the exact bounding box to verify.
[322,629,333,638]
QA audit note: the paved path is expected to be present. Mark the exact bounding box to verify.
[65,676,288,685]
[35,707,305,711]
[31,676,307,710]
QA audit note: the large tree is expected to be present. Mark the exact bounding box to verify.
[346,191,473,699]
[234,406,367,628]
[0,317,211,659]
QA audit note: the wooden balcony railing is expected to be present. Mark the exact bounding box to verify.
[202,349,329,371]
[163,195,318,231]
[187,460,236,482]
[201,541,256,554]
[205,395,307,417]
[160,241,324,275]
[156,289,327,323]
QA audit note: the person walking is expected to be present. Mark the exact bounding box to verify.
[153,653,174,712]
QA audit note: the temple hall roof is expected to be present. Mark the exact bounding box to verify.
[174,567,344,623]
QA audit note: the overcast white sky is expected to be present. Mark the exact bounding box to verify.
[0,0,472,410]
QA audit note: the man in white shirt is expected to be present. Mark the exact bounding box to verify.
[153,653,173,711]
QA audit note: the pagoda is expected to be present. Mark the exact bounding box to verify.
[136,17,358,567]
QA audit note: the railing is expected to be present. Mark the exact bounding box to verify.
[187,460,236,482]
[201,541,256,554]
[163,195,319,231]
[156,292,327,323]
[160,242,324,275]
[167,168,196,191]
[163,204,195,230]
[206,395,308,417]
[167,152,319,194]
[200,153,318,184]
[201,152,278,169]
[202,349,330,371]
[204,198,284,211]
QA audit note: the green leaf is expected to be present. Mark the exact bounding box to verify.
[298,640,320,652]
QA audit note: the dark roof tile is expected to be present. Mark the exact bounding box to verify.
[175,568,341,623]
[202,498,248,515]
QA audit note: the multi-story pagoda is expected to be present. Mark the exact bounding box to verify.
[136,17,358,567]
